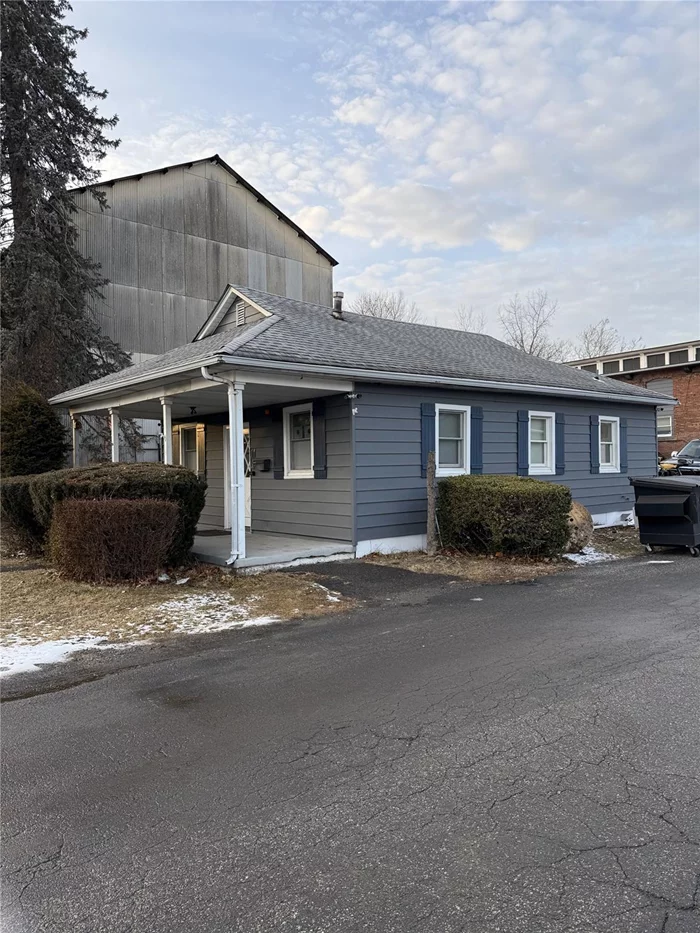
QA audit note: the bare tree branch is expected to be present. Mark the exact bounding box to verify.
[573,318,642,358]
[347,290,421,323]
[498,290,571,361]
[455,304,487,333]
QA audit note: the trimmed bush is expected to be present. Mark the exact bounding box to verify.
[49,498,179,582]
[0,462,206,564]
[1,383,69,477]
[438,474,571,558]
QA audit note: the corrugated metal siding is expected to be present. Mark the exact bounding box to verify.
[248,395,353,540]
[71,164,334,356]
[353,383,658,541]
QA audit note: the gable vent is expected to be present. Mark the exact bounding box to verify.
[235,301,246,327]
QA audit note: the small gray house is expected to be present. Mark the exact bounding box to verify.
[51,286,672,569]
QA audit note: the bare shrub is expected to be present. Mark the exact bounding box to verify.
[49,498,179,582]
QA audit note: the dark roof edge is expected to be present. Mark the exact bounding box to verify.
[69,153,338,267]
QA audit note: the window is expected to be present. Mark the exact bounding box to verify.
[622,357,641,371]
[603,359,621,374]
[435,405,470,476]
[178,425,201,474]
[656,413,673,438]
[580,364,598,374]
[528,412,555,475]
[669,349,688,365]
[283,403,314,478]
[647,378,674,438]
[599,417,620,472]
[646,352,666,368]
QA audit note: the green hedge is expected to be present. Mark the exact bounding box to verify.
[0,474,45,554]
[1,463,206,564]
[438,474,571,558]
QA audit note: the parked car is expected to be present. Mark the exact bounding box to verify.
[659,438,700,475]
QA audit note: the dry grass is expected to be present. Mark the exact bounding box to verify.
[363,549,565,583]
[592,525,645,558]
[0,559,351,646]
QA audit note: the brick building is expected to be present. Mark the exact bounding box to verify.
[569,340,700,457]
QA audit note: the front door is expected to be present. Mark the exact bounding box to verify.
[224,425,251,529]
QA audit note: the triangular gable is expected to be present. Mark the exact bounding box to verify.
[194,285,273,341]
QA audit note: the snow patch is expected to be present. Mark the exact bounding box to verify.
[146,593,279,635]
[310,582,342,603]
[0,635,113,677]
[1,594,280,679]
[564,546,618,565]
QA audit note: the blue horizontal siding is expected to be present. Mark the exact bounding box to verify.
[353,383,658,542]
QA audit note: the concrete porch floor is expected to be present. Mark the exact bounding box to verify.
[192,530,355,569]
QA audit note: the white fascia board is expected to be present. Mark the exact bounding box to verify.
[219,355,676,407]
[63,365,352,415]
[53,349,675,411]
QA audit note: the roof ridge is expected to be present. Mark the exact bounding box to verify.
[221,315,279,354]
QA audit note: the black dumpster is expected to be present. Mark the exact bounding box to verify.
[630,475,700,556]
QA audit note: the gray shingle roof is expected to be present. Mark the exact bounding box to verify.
[232,287,665,402]
[52,285,668,405]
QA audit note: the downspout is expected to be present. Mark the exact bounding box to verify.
[201,367,246,566]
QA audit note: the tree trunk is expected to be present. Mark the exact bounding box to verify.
[427,451,437,556]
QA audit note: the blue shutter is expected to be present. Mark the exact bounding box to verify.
[312,399,327,479]
[555,413,565,475]
[590,415,600,474]
[421,402,436,478]
[619,417,628,472]
[517,410,529,476]
[470,407,483,474]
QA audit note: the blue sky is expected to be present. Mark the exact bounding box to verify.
[72,1,699,345]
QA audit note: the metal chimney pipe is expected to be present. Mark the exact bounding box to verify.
[332,291,344,319]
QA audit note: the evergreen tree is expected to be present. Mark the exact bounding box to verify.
[1,382,69,475]
[1,0,130,397]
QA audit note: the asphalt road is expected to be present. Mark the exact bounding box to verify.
[2,558,700,933]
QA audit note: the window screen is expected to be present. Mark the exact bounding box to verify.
[622,357,641,371]
[669,349,688,365]
[603,360,620,374]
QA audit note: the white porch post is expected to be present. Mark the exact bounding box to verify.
[227,381,246,564]
[71,415,79,468]
[109,408,120,463]
[160,397,173,464]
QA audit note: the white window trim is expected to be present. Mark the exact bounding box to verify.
[435,404,471,477]
[656,411,674,438]
[599,416,620,473]
[283,402,314,479]
[177,422,202,473]
[528,411,555,476]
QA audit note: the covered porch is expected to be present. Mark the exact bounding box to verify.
[65,363,355,569]
[193,530,354,569]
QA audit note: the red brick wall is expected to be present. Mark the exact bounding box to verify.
[613,367,700,457]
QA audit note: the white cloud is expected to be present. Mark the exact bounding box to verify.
[93,1,698,338]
